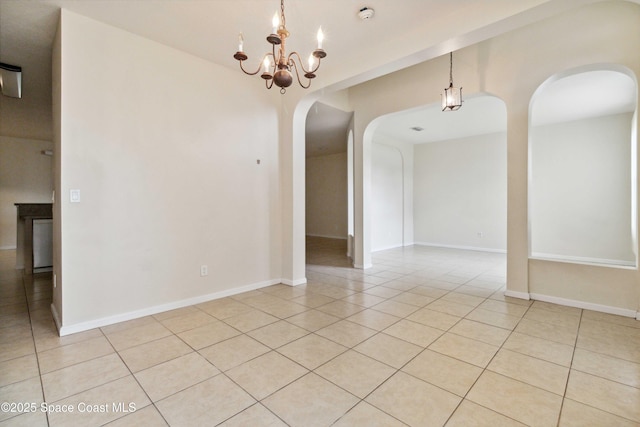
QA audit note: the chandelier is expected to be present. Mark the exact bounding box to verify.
[442,52,462,111]
[233,0,327,94]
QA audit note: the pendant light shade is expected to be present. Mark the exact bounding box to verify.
[442,52,462,111]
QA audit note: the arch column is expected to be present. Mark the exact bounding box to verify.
[352,113,375,269]
[280,94,315,285]
[505,101,531,298]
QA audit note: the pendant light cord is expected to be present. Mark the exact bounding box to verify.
[449,52,453,86]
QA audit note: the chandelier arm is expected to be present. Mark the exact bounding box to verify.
[238,59,263,76]
[265,78,275,90]
[287,51,320,74]
[239,51,277,76]
[289,60,312,89]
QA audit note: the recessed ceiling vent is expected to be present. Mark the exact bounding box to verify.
[410,126,424,132]
[0,62,22,98]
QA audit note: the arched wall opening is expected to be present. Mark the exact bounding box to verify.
[365,94,508,256]
[526,64,640,316]
[528,65,638,268]
[303,97,354,268]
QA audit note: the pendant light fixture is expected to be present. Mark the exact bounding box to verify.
[233,0,326,94]
[442,52,462,111]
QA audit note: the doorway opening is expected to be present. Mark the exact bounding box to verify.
[368,95,508,258]
[305,101,353,268]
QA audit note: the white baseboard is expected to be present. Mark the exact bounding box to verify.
[504,290,531,300]
[529,292,638,319]
[281,277,307,287]
[372,243,405,252]
[306,234,347,240]
[51,302,62,334]
[353,263,373,269]
[504,290,638,319]
[371,241,417,253]
[56,278,282,336]
[414,242,506,254]
[0,246,17,250]
[530,253,635,268]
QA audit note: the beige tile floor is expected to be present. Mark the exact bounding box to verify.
[1,239,639,426]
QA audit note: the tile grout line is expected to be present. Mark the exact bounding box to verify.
[109,328,172,427]
[298,276,488,425]
[440,293,537,426]
[22,271,52,427]
[555,307,584,427]
[556,310,640,425]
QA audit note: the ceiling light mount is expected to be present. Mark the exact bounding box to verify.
[233,0,326,94]
[442,52,462,111]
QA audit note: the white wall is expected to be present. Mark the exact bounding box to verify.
[531,113,634,265]
[305,151,347,239]
[371,143,403,251]
[52,18,62,322]
[370,135,414,251]
[0,136,53,249]
[348,1,640,314]
[413,132,507,251]
[56,10,280,332]
[347,129,354,252]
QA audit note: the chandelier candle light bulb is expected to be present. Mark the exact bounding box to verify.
[232,0,327,93]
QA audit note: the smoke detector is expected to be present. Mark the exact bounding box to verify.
[358,7,375,21]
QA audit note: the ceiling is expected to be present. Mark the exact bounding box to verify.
[374,69,637,145]
[306,103,353,157]
[376,96,507,145]
[0,0,635,144]
[0,0,568,81]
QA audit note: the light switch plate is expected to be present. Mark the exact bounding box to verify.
[70,189,81,203]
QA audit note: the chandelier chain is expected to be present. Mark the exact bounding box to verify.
[449,52,453,86]
[280,0,286,29]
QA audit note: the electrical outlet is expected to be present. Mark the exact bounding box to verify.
[477,232,483,238]
[200,265,208,277]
